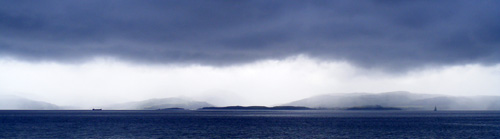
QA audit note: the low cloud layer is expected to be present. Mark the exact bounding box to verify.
[1,56,499,107]
[1,1,500,71]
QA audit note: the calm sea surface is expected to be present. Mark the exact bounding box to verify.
[0,110,499,138]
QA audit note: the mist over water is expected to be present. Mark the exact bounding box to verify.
[1,91,499,112]
[1,57,499,109]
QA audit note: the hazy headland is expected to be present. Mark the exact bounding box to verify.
[1,91,499,111]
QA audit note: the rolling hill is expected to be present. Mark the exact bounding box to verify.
[284,91,500,110]
[0,95,60,110]
[102,97,213,110]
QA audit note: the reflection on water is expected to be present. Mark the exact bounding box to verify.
[0,110,499,138]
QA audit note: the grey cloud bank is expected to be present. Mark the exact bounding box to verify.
[1,0,500,71]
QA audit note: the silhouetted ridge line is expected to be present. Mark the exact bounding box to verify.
[201,106,312,110]
[345,105,402,110]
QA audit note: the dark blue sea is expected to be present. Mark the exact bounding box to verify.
[1,110,499,138]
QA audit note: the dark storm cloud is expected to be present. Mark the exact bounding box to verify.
[1,0,500,70]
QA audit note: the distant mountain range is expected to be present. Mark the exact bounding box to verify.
[101,98,214,110]
[0,95,59,110]
[284,91,500,110]
[2,91,500,110]
[0,95,213,110]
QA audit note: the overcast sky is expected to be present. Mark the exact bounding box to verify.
[1,0,500,107]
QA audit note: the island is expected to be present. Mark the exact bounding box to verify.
[157,108,185,110]
[345,105,402,110]
[200,106,312,110]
